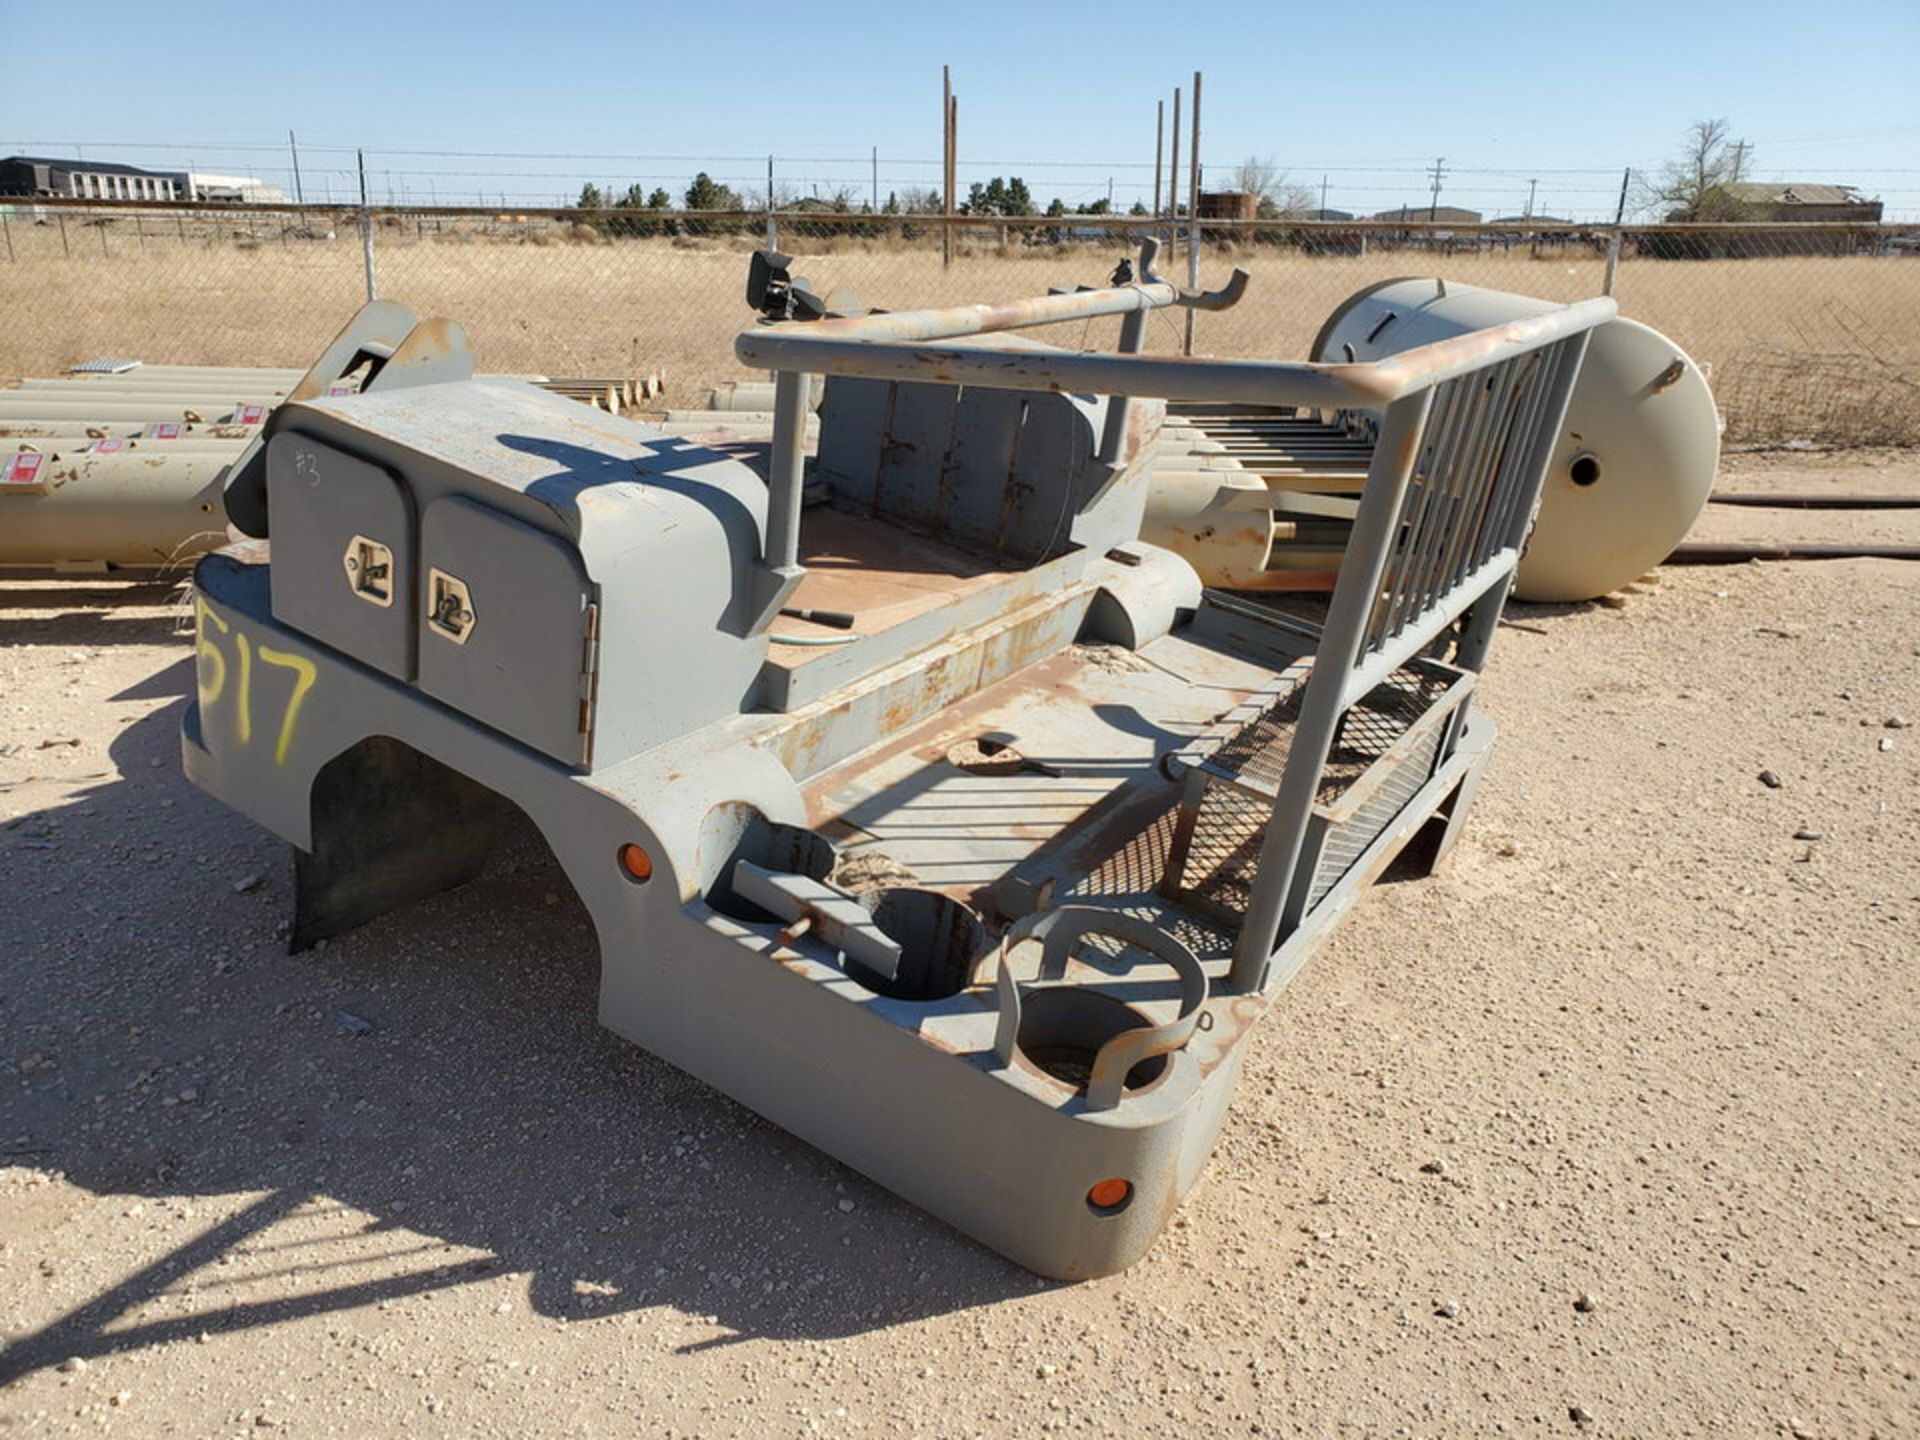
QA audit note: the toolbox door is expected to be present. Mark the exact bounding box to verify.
[266,433,416,680]
[417,495,597,768]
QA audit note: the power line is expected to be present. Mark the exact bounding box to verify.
[13,137,1920,177]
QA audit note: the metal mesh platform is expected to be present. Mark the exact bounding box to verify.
[1168,660,1468,922]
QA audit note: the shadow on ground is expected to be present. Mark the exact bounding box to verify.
[0,580,188,647]
[0,616,1035,1385]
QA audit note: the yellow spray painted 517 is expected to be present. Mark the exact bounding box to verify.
[195,596,318,765]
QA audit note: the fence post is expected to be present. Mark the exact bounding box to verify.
[1,210,12,262]
[58,210,69,258]
[357,149,378,302]
[1602,228,1621,296]
[99,219,110,257]
[1183,70,1202,357]
[765,156,778,252]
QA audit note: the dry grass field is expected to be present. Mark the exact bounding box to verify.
[2,214,1917,445]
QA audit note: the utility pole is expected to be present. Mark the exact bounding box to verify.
[288,130,305,206]
[1107,176,1114,212]
[1153,100,1164,228]
[1185,70,1202,356]
[1524,177,1537,219]
[1729,140,1751,183]
[1320,173,1328,216]
[1613,166,1631,224]
[1167,87,1181,235]
[1427,156,1446,222]
[871,145,878,212]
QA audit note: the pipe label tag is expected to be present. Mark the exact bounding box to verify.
[1,452,46,492]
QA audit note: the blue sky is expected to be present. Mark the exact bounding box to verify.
[3,0,1915,217]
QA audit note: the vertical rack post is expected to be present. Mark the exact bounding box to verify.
[1230,389,1435,992]
[761,367,812,607]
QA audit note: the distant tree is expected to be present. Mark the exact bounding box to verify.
[1084,197,1111,216]
[576,183,604,211]
[1231,155,1314,219]
[684,172,742,210]
[599,182,670,236]
[899,186,944,214]
[962,176,1035,217]
[1038,196,1068,244]
[749,179,798,211]
[1128,200,1148,216]
[1645,118,1757,220]
[882,191,901,215]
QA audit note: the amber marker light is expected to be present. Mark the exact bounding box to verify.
[1087,1178,1132,1212]
[618,843,653,883]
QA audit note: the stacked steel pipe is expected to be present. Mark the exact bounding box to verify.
[0,363,663,572]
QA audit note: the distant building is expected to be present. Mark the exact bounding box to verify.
[1302,208,1354,222]
[1715,182,1882,224]
[0,156,284,205]
[1644,182,1884,257]
[0,155,184,201]
[1198,190,1259,221]
[1369,205,1484,225]
[184,172,286,204]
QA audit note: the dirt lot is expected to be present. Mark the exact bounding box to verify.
[1,450,1916,1438]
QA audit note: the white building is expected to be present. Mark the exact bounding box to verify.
[185,172,286,204]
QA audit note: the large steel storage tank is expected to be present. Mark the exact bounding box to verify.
[1312,278,1719,602]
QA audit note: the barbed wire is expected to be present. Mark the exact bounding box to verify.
[8,138,1918,221]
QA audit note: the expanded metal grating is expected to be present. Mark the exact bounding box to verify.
[1175,664,1460,920]
[1198,668,1452,799]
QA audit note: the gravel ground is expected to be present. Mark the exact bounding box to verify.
[2,451,1916,1439]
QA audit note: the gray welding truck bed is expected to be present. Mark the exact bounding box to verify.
[182,246,1611,1276]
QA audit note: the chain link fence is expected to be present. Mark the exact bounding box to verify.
[3,201,1916,445]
